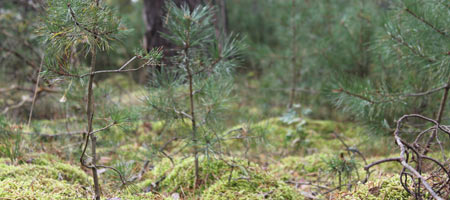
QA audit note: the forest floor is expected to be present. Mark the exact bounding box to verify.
[0,76,437,199]
[1,117,419,199]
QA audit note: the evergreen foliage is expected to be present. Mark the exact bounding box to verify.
[145,1,243,186]
[329,0,449,134]
[38,0,161,199]
[1,0,449,199]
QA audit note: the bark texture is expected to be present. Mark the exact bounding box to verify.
[143,0,202,53]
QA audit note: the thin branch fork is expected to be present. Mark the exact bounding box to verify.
[67,3,100,37]
[394,134,443,200]
[335,83,448,105]
[96,164,128,185]
[402,83,449,97]
[50,55,158,79]
[364,157,402,172]
[173,107,192,120]
[90,122,116,135]
[79,56,159,78]
[80,121,116,166]
[159,137,179,165]
[398,114,450,136]
[193,56,222,76]
[333,133,367,166]
[128,160,150,182]
[364,114,450,200]
[1,95,32,114]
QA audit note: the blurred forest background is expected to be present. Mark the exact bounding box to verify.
[0,0,449,199]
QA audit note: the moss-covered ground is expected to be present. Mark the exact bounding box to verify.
[0,113,418,199]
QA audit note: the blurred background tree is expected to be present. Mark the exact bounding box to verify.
[329,0,449,135]
[3,0,447,135]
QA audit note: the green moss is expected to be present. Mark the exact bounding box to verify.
[202,167,303,200]
[109,192,162,200]
[158,157,234,193]
[151,158,175,178]
[225,117,362,156]
[302,119,342,134]
[336,175,411,200]
[136,157,175,190]
[138,157,234,196]
[271,154,330,180]
[139,156,301,199]
[0,154,91,199]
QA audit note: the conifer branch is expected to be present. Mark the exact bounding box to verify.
[402,84,449,97]
[67,3,114,38]
[336,88,374,104]
[90,122,116,135]
[79,56,159,77]
[405,8,448,38]
[67,3,99,37]
[96,164,128,185]
[388,33,436,63]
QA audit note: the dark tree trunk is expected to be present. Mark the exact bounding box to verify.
[143,0,201,53]
[140,0,202,83]
[212,0,228,38]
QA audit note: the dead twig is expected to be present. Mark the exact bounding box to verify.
[2,95,32,114]
[28,54,45,126]
[364,114,450,200]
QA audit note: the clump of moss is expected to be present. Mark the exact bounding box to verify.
[136,157,175,190]
[271,154,330,180]
[225,117,362,157]
[137,157,235,197]
[335,175,410,200]
[302,119,344,134]
[202,167,303,200]
[106,192,162,200]
[158,157,237,194]
[139,156,301,199]
[0,153,91,199]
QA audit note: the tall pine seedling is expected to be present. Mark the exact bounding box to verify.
[40,0,161,199]
[145,2,242,188]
